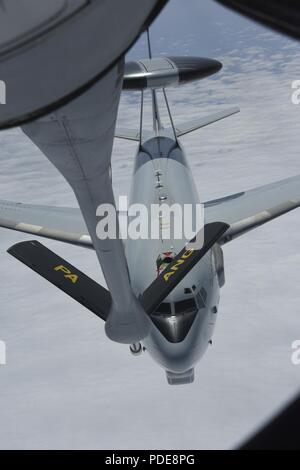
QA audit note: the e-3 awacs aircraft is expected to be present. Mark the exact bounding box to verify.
[0,2,300,385]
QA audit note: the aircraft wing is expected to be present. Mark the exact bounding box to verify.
[204,175,300,244]
[0,200,92,248]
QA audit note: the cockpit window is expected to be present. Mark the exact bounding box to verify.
[175,298,197,315]
[155,298,198,316]
[155,302,172,315]
[200,287,207,302]
[196,287,207,309]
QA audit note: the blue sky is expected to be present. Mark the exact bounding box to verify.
[129,0,298,59]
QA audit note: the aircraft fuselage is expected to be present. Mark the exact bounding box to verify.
[126,135,221,384]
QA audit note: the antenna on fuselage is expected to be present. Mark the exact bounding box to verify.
[146,29,163,134]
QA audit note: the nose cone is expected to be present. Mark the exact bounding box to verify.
[169,56,223,84]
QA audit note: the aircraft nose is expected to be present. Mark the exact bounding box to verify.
[150,309,197,343]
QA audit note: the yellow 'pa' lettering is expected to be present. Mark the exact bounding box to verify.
[65,274,78,284]
[54,265,78,284]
